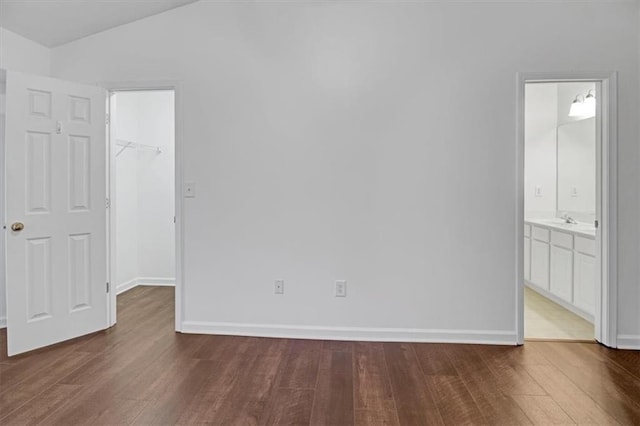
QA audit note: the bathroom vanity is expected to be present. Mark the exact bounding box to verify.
[524,219,596,323]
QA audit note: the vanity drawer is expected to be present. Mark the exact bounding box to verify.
[551,230,573,249]
[532,226,550,242]
[575,236,596,256]
[524,224,531,237]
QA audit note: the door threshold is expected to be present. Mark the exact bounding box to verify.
[524,337,596,343]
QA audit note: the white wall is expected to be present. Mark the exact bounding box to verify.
[0,27,51,75]
[524,83,557,217]
[113,94,140,289]
[114,91,175,293]
[50,1,639,345]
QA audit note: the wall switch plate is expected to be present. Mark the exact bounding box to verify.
[275,279,284,294]
[534,186,542,197]
[184,182,196,198]
[571,187,578,197]
[335,280,347,297]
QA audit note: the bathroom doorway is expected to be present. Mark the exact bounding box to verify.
[517,73,618,347]
[108,90,176,317]
[523,81,598,341]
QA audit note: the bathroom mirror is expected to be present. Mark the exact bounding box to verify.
[556,117,596,215]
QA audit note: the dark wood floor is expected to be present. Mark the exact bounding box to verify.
[1,287,639,425]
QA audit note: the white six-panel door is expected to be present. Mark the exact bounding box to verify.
[5,70,107,356]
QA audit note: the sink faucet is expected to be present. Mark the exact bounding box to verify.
[560,213,578,224]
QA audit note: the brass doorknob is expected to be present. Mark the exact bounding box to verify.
[11,222,24,232]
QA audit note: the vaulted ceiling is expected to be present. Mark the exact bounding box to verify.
[0,0,199,48]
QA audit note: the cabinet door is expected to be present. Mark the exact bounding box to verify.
[530,240,549,290]
[524,236,531,281]
[550,245,573,302]
[574,252,595,314]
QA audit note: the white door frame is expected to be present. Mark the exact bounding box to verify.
[515,72,618,347]
[102,80,184,332]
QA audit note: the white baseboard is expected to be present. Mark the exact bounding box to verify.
[116,278,140,295]
[617,335,640,350]
[0,316,5,329]
[137,277,175,287]
[116,277,175,295]
[180,321,518,345]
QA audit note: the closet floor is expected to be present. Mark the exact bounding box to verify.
[525,287,594,341]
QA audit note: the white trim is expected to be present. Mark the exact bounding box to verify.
[0,316,6,329]
[102,80,183,332]
[137,277,176,286]
[616,335,640,350]
[117,277,176,295]
[116,278,139,295]
[181,321,518,345]
[515,71,618,348]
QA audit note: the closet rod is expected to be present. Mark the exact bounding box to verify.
[115,139,162,157]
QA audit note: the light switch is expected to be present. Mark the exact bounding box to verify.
[184,182,196,198]
[571,187,578,197]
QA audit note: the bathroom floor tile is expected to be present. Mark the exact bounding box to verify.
[524,287,594,341]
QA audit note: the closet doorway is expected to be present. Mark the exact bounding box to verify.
[109,90,176,317]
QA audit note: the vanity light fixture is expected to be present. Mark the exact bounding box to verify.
[568,90,596,118]
[583,89,596,116]
[569,94,586,117]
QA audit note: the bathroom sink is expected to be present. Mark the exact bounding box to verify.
[541,219,574,227]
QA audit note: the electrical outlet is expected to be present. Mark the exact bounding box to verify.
[335,280,347,297]
[184,182,196,198]
[571,187,578,197]
[534,186,543,197]
[275,279,284,294]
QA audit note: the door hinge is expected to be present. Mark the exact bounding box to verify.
[595,220,599,229]
[105,113,110,125]
[106,282,110,293]
[106,198,110,209]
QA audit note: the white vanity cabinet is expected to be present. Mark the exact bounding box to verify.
[525,222,596,322]
[550,231,573,303]
[573,236,596,314]
[524,225,531,281]
[530,226,550,290]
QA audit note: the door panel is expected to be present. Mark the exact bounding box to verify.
[5,70,107,356]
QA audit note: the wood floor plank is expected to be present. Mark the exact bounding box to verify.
[383,343,443,426]
[310,347,355,426]
[276,339,322,390]
[259,388,315,426]
[353,342,398,426]
[475,345,546,396]
[0,351,95,417]
[445,344,533,425]
[0,384,84,425]
[536,342,640,425]
[426,375,486,426]
[511,395,575,425]
[197,337,289,424]
[414,343,458,376]
[355,408,400,426]
[522,364,619,425]
[130,359,216,425]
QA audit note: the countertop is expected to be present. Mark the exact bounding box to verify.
[525,218,596,238]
